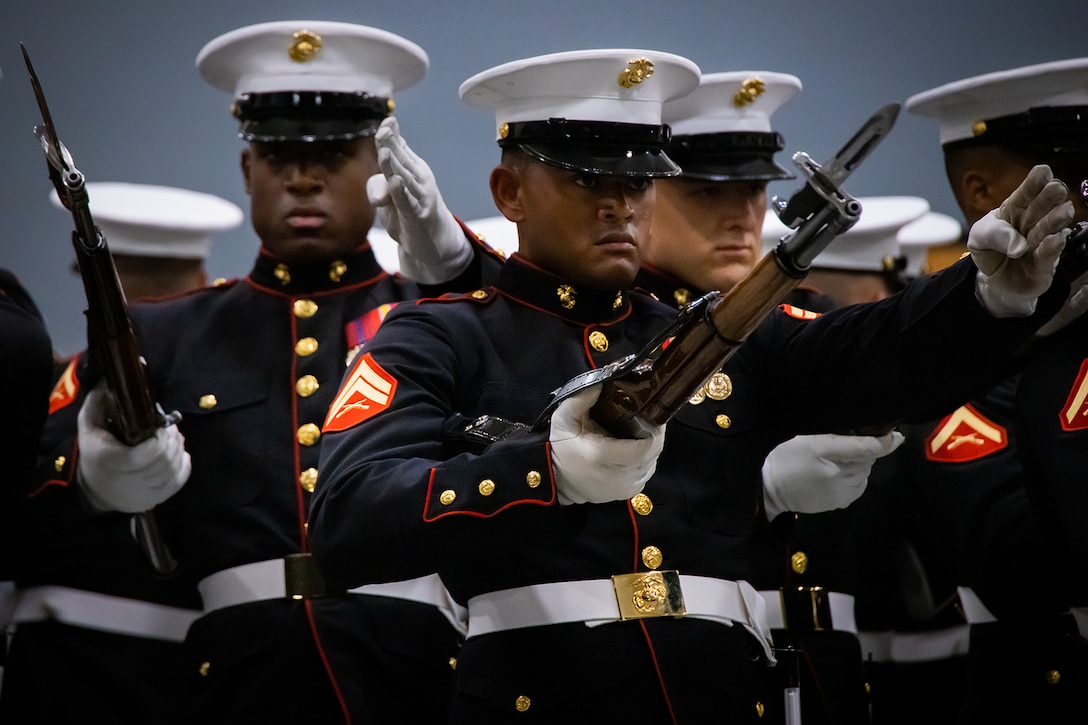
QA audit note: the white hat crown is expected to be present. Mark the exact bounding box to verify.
[763,196,930,272]
[665,70,802,136]
[906,57,1088,145]
[459,48,700,139]
[51,182,244,259]
[197,20,429,99]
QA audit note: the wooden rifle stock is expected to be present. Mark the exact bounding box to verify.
[590,250,805,439]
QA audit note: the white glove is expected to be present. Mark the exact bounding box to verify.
[77,385,191,513]
[969,164,1074,318]
[1036,270,1088,337]
[549,385,666,506]
[762,431,904,521]
[366,116,472,284]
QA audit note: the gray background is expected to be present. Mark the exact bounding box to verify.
[1,0,1080,356]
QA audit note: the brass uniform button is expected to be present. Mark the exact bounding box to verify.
[755,701,765,718]
[299,468,318,493]
[54,456,66,472]
[715,414,732,429]
[526,471,541,488]
[212,277,227,286]
[864,682,871,694]
[674,288,691,307]
[479,479,496,496]
[514,695,531,712]
[588,330,609,352]
[199,661,211,677]
[556,284,576,310]
[689,388,706,405]
[328,260,347,282]
[199,394,218,410]
[274,263,291,285]
[448,657,457,670]
[791,551,809,574]
[296,375,320,397]
[295,337,319,356]
[293,299,318,318]
[471,289,488,300]
[641,545,663,570]
[1045,669,1061,685]
[705,372,732,400]
[440,490,456,505]
[297,424,321,446]
[631,493,653,516]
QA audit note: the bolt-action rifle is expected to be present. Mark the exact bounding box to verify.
[22,44,179,575]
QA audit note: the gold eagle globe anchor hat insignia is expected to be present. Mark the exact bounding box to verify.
[196,20,429,142]
[663,70,802,181]
[458,48,701,177]
[905,57,1088,157]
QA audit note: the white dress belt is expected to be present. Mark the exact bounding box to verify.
[9,586,199,643]
[758,589,858,634]
[197,559,467,636]
[956,586,998,624]
[858,626,972,663]
[958,586,1088,638]
[465,575,774,661]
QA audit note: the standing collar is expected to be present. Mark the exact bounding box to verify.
[495,254,630,324]
[635,264,707,311]
[248,242,387,294]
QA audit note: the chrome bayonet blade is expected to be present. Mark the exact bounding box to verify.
[819,103,900,187]
[22,43,84,207]
[22,44,66,170]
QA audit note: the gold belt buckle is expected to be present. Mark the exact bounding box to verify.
[611,570,687,621]
[781,585,832,631]
[283,553,328,599]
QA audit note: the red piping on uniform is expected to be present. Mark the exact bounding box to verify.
[305,599,352,724]
[639,619,680,725]
[799,640,834,720]
[628,499,678,723]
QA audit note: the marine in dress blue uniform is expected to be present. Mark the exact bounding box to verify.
[0,184,239,725]
[308,50,1071,724]
[57,21,502,724]
[753,197,936,725]
[0,267,53,684]
[863,56,1088,724]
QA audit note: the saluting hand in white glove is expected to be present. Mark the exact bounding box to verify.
[969,164,1074,318]
[549,384,666,506]
[77,384,191,513]
[366,116,472,284]
[762,431,904,521]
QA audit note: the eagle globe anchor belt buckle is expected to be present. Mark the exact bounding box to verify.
[611,570,687,620]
